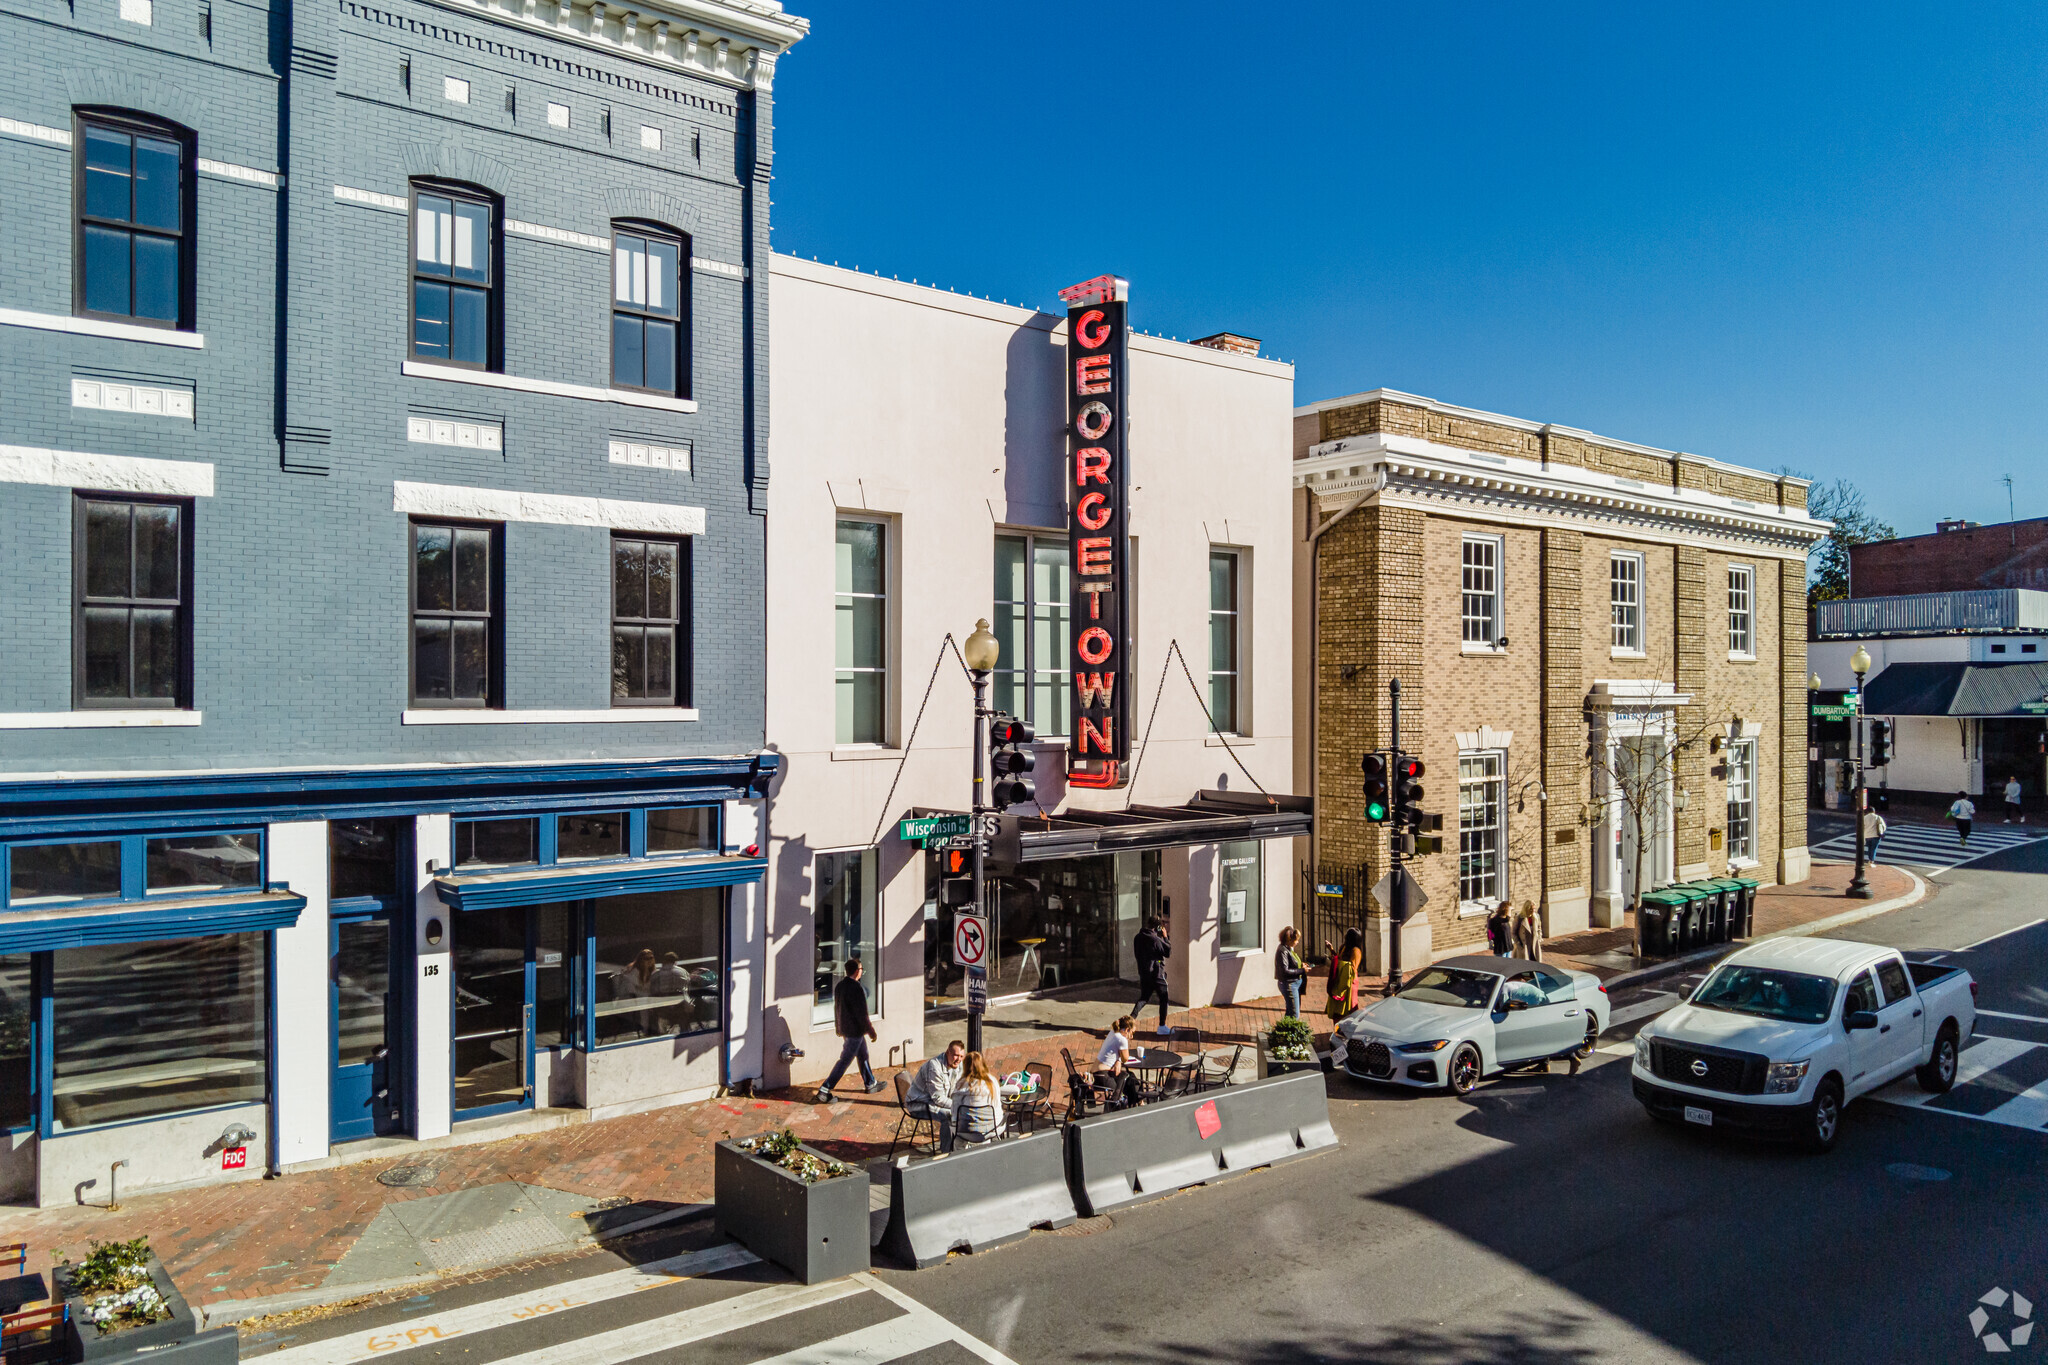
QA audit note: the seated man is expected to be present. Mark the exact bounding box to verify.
[905,1040,965,1150]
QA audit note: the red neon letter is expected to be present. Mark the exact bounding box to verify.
[1077,626,1114,664]
[1075,355,1112,395]
[1075,672,1115,708]
[1076,491,1111,529]
[1074,448,1111,487]
[1079,715,1114,755]
[1075,308,1110,349]
[1077,537,1112,576]
[1075,402,1112,441]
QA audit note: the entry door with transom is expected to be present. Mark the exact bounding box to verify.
[452,903,572,1119]
[331,916,401,1141]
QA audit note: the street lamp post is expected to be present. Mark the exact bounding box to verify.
[961,619,1001,1056]
[1848,646,1873,900]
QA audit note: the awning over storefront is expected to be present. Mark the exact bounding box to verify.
[969,790,1312,865]
[1863,661,2048,718]
[433,854,768,911]
[0,886,306,953]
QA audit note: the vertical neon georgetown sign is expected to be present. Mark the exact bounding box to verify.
[1061,274,1131,789]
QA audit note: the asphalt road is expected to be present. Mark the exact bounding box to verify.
[251,838,2048,1365]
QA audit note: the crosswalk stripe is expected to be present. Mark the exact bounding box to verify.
[482,1278,864,1365]
[1872,1036,2048,1129]
[257,1243,761,1365]
[746,1309,955,1364]
[853,1273,1020,1365]
[1811,822,2045,874]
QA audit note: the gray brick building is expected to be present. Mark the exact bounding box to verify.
[0,0,803,1202]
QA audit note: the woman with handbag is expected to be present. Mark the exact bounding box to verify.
[1324,927,1363,1023]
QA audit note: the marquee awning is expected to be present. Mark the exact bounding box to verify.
[433,854,768,911]
[960,790,1313,865]
[0,886,306,954]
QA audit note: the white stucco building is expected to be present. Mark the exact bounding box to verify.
[761,256,1302,1089]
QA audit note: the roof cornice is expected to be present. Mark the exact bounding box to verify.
[411,0,806,92]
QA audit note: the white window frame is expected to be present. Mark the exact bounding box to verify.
[1208,546,1245,735]
[1457,750,1507,913]
[1725,739,1758,864]
[1461,534,1503,652]
[1610,551,1644,657]
[992,530,1070,738]
[1727,564,1754,660]
[834,516,891,747]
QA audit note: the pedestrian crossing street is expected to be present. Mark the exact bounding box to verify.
[1871,1033,2048,1131]
[1810,820,2047,874]
[249,1244,1015,1365]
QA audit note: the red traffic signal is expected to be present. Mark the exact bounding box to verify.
[1394,755,1424,807]
[944,848,968,875]
[991,716,1035,746]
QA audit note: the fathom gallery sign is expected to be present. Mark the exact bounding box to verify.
[1060,274,1131,789]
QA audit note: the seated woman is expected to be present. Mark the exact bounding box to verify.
[1093,1014,1144,1107]
[950,1050,1006,1148]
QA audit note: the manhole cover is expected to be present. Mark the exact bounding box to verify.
[377,1164,440,1188]
[1051,1215,1113,1237]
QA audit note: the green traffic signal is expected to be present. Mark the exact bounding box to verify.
[1365,798,1388,822]
[1362,752,1390,823]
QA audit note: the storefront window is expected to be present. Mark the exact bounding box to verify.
[456,818,537,868]
[8,841,121,906]
[647,806,716,856]
[0,956,28,1130]
[815,849,876,1024]
[1218,841,1262,951]
[927,850,1157,1012]
[330,819,403,902]
[51,934,267,1130]
[593,890,719,1044]
[146,833,261,894]
[557,812,625,862]
[534,902,574,1048]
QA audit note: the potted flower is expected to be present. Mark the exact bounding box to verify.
[54,1236,232,1363]
[714,1128,869,1284]
[1259,1016,1323,1078]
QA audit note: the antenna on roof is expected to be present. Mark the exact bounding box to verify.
[2007,474,2018,547]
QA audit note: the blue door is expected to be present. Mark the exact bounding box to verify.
[332,916,400,1141]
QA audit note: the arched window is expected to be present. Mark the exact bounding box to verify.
[75,110,191,329]
[610,221,688,396]
[410,181,499,369]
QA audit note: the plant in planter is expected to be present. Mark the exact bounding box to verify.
[716,1129,869,1284]
[736,1128,855,1184]
[62,1239,169,1335]
[1260,1016,1324,1078]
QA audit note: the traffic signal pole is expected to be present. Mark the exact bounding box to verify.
[1389,678,1407,995]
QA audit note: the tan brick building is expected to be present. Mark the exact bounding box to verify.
[1290,390,1829,971]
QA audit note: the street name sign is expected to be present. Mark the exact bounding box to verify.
[900,813,972,845]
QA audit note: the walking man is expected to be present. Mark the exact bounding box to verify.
[2005,774,2024,824]
[816,958,884,1103]
[1948,791,1975,848]
[1132,915,1173,1038]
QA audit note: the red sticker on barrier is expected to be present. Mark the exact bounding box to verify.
[1194,1101,1220,1140]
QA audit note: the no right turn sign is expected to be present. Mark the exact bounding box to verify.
[952,913,988,970]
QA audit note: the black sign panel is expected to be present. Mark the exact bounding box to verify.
[1061,275,1131,788]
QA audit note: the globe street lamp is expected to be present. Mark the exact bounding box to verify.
[1848,645,1874,899]
[961,619,999,1053]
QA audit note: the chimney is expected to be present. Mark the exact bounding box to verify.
[1191,332,1260,357]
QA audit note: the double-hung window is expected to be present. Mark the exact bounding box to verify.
[993,534,1071,735]
[1461,535,1500,648]
[411,185,495,368]
[814,848,877,1025]
[1209,549,1242,733]
[76,113,187,328]
[1728,565,1754,657]
[1726,739,1757,862]
[1610,552,1644,654]
[75,495,187,708]
[1458,752,1506,907]
[835,519,888,744]
[612,535,687,706]
[611,224,687,395]
[410,520,500,707]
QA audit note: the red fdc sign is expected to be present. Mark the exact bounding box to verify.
[221,1146,248,1170]
[1061,274,1132,788]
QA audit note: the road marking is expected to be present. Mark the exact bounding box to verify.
[1608,994,1677,1028]
[480,1279,864,1365]
[747,1309,954,1364]
[853,1273,1020,1365]
[257,1243,760,1365]
[1960,919,2048,951]
[1978,1009,2048,1025]
[1811,824,2048,877]
[1595,1042,1637,1056]
[1873,1037,2038,1122]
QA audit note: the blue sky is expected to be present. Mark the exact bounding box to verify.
[768,2,2048,536]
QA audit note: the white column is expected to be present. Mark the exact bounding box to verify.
[413,814,453,1139]
[269,820,330,1166]
[724,799,765,1089]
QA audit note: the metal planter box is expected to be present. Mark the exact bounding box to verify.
[56,1256,237,1364]
[714,1139,870,1284]
[1258,1047,1323,1080]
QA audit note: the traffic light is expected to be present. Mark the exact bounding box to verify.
[989,714,1037,810]
[1867,718,1893,767]
[1362,753,1390,822]
[1394,757,1425,810]
[938,847,975,907]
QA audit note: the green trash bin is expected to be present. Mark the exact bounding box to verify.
[1729,875,1761,939]
[1699,878,1741,943]
[1636,890,1684,957]
[1664,883,1712,951]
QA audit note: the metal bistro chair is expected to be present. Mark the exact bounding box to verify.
[1197,1043,1246,1092]
[1165,1029,1205,1096]
[1012,1062,1056,1134]
[1,1303,66,1365]
[889,1071,940,1158]
[1061,1047,1116,1121]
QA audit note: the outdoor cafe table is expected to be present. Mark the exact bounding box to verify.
[1124,1049,1184,1101]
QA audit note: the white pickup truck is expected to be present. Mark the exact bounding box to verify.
[1632,937,1976,1152]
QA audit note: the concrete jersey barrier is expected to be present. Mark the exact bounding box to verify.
[879,1128,1077,1269]
[1064,1070,1338,1217]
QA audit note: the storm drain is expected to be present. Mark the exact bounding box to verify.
[376,1164,440,1188]
[1050,1215,1114,1237]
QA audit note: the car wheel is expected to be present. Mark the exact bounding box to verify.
[1574,1020,1599,1060]
[1801,1079,1843,1154]
[1915,1024,1959,1094]
[1448,1044,1482,1095]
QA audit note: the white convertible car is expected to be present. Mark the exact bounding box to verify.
[1333,955,1612,1094]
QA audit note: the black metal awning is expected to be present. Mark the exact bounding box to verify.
[1863,660,2048,718]
[913,790,1312,865]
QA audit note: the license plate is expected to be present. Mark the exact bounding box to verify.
[1683,1106,1713,1127]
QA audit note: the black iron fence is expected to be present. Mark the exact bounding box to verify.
[1298,859,1371,966]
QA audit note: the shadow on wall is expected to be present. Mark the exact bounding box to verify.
[1002,317,1066,516]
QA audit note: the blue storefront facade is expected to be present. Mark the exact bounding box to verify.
[0,0,803,1202]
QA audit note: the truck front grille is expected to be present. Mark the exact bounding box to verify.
[1651,1039,1767,1095]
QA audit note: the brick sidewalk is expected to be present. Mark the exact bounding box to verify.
[0,862,1905,1317]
